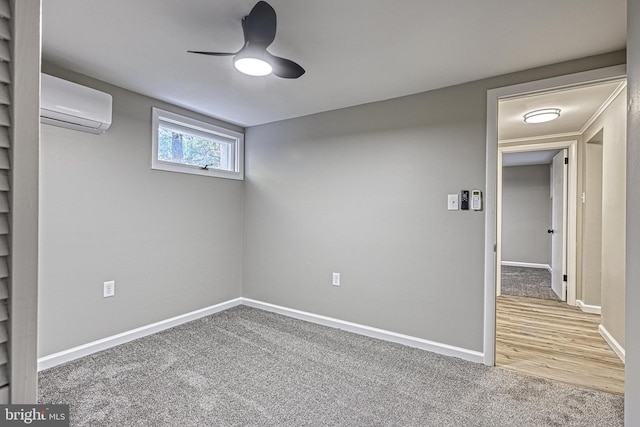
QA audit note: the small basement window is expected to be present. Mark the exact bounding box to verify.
[151,107,244,180]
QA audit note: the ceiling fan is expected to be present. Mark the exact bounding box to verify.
[188,1,305,79]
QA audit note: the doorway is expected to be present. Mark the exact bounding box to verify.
[498,148,564,302]
[484,65,627,393]
[496,141,576,304]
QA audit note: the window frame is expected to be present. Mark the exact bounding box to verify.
[151,107,244,180]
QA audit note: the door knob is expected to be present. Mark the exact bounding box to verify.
[547,229,554,234]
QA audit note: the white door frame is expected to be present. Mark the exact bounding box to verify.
[483,64,627,366]
[497,142,576,303]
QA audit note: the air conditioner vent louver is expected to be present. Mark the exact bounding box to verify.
[40,73,112,135]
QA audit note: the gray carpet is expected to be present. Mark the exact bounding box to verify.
[39,306,623,426]
[501,265,559,301]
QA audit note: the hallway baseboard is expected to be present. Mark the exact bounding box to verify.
[577,299,602,315]
[599,324,625,363]
[501,261,552,272]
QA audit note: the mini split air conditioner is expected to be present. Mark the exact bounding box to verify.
[40,73,113,135]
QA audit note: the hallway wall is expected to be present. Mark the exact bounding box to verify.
[584,89,627,347]
[581,141,603,307]
[501,164,552,266]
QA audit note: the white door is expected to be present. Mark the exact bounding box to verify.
[550,149,568,301]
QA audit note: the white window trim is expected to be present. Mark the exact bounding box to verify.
[151,107,244,180]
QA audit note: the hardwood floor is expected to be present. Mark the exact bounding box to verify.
[496,295,625,395]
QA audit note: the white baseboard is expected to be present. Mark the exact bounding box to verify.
[38,296,485,371]
[598,324,625,363]
[576,300,601,315]
[241,298,484,364]
[501,261,552,272]
[37,297,243,371]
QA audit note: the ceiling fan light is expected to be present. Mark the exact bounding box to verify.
[234,57,272,76]
[523,108,561,124]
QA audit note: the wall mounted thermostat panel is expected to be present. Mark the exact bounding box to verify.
[471,190,482,211]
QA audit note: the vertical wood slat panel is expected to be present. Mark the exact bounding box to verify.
[0,172,7,191]
[0,0,8,404]
[0,319,5,391]
[0,127,9,148]
[0,62,9,84]
[0,39,8,62]
[0,340,7,386]
[0,365,6,388]
[0,1,9,20]
[0,17,9,40]
[0,147,9,169]
[0,213,7,232]
[0,84,9,106]
[0,93,7,400]
[0,385,7,404]
[0,259,6,280]
[0,192,8,213]
[0,81,6,395]
[0,237,7,256]
[0,107,10,127]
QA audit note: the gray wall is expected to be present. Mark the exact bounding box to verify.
[600,91,627,348]
[501,165,551,266]
[627,0,640,421]
[38,64,244,356]
[243,51,625,352]
[583,89,626,347]
[581,142,603,307]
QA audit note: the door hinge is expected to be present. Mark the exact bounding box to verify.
[564,157,569,165]
[563,274,568,282]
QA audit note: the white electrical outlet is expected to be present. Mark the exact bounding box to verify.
[103,280,115,298]
[332,272,341,287]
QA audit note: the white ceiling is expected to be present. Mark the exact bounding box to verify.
[42,0,626,127]
[498,81,625,142]
[498,78,625,167]
[502,150,560,167]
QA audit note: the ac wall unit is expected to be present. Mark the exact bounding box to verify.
[40,73,113,135]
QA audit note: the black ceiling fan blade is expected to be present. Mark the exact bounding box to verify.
[244,1,277,47]
[188,51,236,56]
[267,53,305,79]
[188,1,305,79]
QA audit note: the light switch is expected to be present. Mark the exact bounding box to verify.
[448,194,459,211]
[332,272,341,287]
[103,280,115,298]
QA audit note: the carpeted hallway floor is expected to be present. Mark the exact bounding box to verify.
[501,265,559,301]
[38,306,623,426]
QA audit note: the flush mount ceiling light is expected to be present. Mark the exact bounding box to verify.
[523,108,561,124]
[233,57,272,77]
